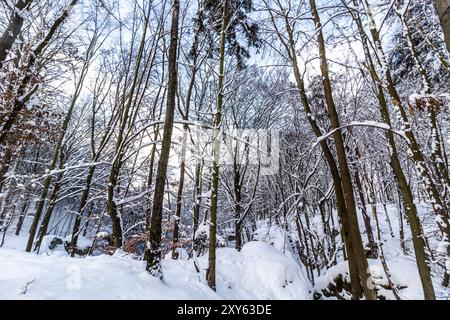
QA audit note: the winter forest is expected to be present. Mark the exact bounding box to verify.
[0,0,450,301]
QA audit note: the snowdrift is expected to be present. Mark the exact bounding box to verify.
[0,241,312,300]
[314,256,438,300]
[210,241,311,299]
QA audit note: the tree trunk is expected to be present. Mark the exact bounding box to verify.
[0,0,79,147]
[34,168,64,253]
[0,0,33,67]
[349,1,437,299]
[15,199,30,236]
[349,143,378,259]
[172,42,199,258]
[234,166,242,251]
[309,0,377,300]
[372,205,401,300]
[69,165,95,256]
[26,97,82,252]
[193,160,203,233]
[145,0,180,277]
[172,126,187,259]
[106,4,156,250]
[368,0,450,286]
[275,10,364,299]
[206,0,229,291]
[435,0,450,53]
[0,146,14,193]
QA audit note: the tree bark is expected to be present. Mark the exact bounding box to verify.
[25,19,87,252]
[206,0,229,291]
[145,0,180,277]
[272,8,364,299]
[193,160,203,233]
[347,1,436,299]
[172,34,199,258]
[69,165,95,256]
[234,164,242,251]
[0,0,79,147]
[309,0,377,300]
[435,0,450,53]
[172,126,188,259]
[34,165,65,253]
[0,0,33,67]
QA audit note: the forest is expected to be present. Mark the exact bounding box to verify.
[0,0,450,300]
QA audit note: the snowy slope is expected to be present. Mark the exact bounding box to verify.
[1,203,446,300]
[314,256,441,300]
[0,241,312,300]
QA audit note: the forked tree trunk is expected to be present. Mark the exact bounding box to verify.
[272,9,364,298]
[309,0,377,300]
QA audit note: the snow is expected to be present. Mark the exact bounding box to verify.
[0,239,311,300]
[0,247,208,299]
[194,221,209,240]
[314,256,434,300]
[0,203,446,300]
[37,234,92,255]
[95,231,109,239]
[253,220,293,256]
[214,242,311,299]
[314,121,409,147]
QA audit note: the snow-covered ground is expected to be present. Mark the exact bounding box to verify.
[252,203,449,300]
[0,203,448,300]
[314,256,442,300]
[0,228,312,299]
